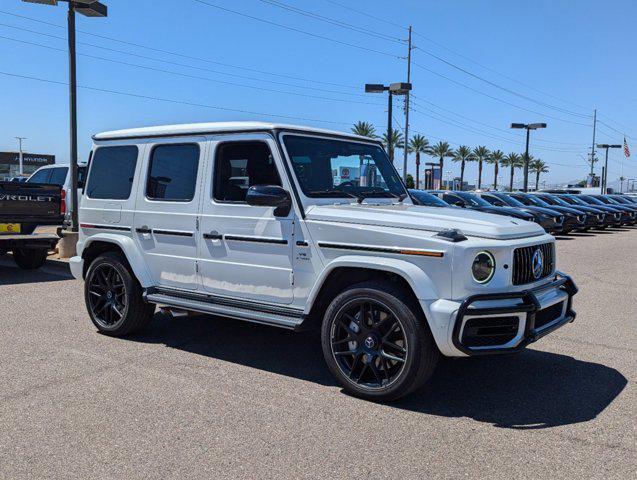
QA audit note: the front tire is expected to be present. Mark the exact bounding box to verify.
[321,281,439,401]
[85,252,154,336]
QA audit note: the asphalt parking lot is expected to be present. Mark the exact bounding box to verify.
[0,228,635,479]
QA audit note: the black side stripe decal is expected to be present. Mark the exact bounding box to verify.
[225,235,288,245]
[153,229,193,237]
[80,224,131,232]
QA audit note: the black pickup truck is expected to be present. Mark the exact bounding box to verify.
[0,181,64,269]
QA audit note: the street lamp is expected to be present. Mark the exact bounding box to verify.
[365,82,411,175]
[511,122,547,192]
[22,0,108,232]
[596,144,621,193]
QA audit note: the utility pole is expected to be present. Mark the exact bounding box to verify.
[14,136,26,176]
[67,1,80,232]
[402,26,412,182]
[589,109,597,176]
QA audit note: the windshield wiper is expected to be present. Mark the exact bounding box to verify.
[357,190,407,203]
[308,190,363,202]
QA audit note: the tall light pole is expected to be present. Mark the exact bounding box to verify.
[365,82,411,170]
[22,0,107,232]
[14,136,26,176]
[596,144,621,193]
[511,122,547,192]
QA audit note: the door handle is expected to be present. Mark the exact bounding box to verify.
[203,232,223,240]
[136,226,152,234]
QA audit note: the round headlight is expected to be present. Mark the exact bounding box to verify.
[472,251,496,284]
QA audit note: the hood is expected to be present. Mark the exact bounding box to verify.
[543,205,588,216]
[305,203,546,240]
[520,205,563,217]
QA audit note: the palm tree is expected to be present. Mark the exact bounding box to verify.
[382,130,404,164]
[500,153,522,191]
[486,149,504,190]
[408,134,430,189]
[530,158,549,191]
[428,141,454,189]
[351,121,377,138]
[472,146,490,190]
[451,145,473,191]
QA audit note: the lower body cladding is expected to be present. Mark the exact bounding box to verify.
[423,273,577,357]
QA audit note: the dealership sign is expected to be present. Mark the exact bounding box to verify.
[0,152,55,166]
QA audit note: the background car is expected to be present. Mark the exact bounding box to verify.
[533,193,600,231]
[575,195,632,226]
[476,191,564,234]
[591,195,637,224]
[409,189,453,207]
[508,192,586,234]
[428,190,536,222]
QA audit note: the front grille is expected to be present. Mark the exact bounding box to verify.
[534,301,564,329]
[512,243,554,285]
[461,316,519,347]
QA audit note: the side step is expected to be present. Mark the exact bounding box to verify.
[144,290,306,331]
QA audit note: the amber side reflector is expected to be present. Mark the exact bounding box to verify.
[399,250,444,257]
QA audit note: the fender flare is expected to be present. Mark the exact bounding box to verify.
[81,233,153,287]
[303,255,441,315]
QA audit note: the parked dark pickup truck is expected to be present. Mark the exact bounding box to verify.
[0,181,64,269]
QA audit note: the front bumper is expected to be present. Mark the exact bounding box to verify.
[451,273,577,355]
[424,272,577,357]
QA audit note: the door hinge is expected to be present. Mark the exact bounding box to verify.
[195,262,199,273]
[195,217,200,230]
[290,271,294,286]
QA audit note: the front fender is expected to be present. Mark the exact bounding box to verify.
[81,233,153,287]
[304,254,444,315]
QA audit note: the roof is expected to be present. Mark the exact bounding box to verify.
[93,121,377,142]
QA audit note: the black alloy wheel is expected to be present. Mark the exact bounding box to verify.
[87,263,128,329]
[330,298,408,389]
[321,281,439,401]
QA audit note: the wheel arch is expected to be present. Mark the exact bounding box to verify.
[304,255,441,324]
[80,234,152,287]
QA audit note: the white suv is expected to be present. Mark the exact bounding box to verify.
[70,122,577,401]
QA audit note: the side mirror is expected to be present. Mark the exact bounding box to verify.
[246,185,292,217]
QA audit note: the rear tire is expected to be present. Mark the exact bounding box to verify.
[13,247,48,269]
[321,281,439,401]
[84,252,154,336]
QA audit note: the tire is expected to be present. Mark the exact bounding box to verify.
[84,252,154,336]
[321,281,439,402]
[13,247,48,270]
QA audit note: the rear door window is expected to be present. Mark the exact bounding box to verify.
[27,168,51,184]
[48,167,69,186]
[86,146,139,200]
[146,144,200,202]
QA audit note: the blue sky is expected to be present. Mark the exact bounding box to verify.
[0,0,635,188]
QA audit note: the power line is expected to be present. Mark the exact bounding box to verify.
[0,34,385,108]
[412,61,592,127]
[0,21,375,99]
[598,120,634,141]
[321,0,407,30]
[414,48,590,119]
[255,0,405,43]
[411,94,584,146]
[0,9,361,90]
[191,0,403,58]
[0,69,355,127]
[411,30,591,113]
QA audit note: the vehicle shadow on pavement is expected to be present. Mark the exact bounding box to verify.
[128,313,626,430]
[0,257,74,285]
[395,351,627,429]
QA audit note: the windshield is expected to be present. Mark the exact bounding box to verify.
[283,135,405,198]
[563,194,587,205]
[580,195,604,205]
[539,194,570,206]
[409,190,449,207]
[456,192,491,207]
[494,193,525,207]
[514,193,551,207]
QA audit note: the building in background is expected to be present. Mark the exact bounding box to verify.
[0,152,55,180]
